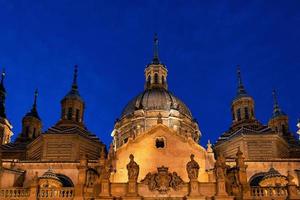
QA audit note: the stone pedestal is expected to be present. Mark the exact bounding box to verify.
[187,179,205,199]
[287,183,300,200]
[28,186,38,199]
[98,179,112,199]
[74,184,85,200]
[214,179,233,200]
[126,180,139,196]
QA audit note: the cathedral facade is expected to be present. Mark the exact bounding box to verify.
[0,36,299,200]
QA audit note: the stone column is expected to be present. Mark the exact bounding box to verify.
[214,155,233,200]
[74,155,88,200]
[28,172,39,199]
[98,161,113,199]
[287,171,300,200]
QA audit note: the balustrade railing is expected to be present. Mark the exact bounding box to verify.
[38,187,74,199]
[0,188,30,198]
[251,186,287,198]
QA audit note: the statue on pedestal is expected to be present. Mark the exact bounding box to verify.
[127,154,139,181]
[186,154,200,180]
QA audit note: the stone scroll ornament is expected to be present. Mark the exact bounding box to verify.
[141,166,183,193]
[127,154,140,181]
[186,154,200,180]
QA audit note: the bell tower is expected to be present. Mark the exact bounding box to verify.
[268,89,289,136]
[231,66,256,126]
[17,89,42,142]
[60,65,85,125]
[144,34,168,90]
[0,69,13,144]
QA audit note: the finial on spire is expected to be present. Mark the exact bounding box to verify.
[272,89,279,108]
[33,89,38,109]
[236,65,247,97]
[152,33,160,64]
[72,65,78,90]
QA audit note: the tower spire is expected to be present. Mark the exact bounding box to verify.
[236,66,247,97]
[272,89,285,117]
[0,68,6,118]
[152,33,160,64]
[72,65,78,90]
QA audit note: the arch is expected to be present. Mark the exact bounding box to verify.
[162,75,165,84]
[56,174,74,187]
[154,73,158,84]
[147,75,151,84]
[249,172,266,186]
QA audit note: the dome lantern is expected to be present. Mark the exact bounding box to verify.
[144,34,168,90]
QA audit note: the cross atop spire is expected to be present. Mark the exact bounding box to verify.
[272,89,285,118]
[236,65,247,97]
[152,33,160,64]
[72,65,78,90]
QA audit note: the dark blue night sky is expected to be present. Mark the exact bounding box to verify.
[0,0,299,147]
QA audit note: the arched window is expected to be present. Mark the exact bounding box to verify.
[237,108,241,121]
[162,76,165,84]
[155,137,165,148]
[25,126,29,137]
[147,75,151,84]
[67,107,72,120]
[154,73,158,84]
[244,107,249,119]
[33,128,36,138]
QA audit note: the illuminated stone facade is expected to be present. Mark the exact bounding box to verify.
[0,37,299,200]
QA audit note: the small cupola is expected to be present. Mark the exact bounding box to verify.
[144,34,168,90]
[19,89,42,141]
[268,89,289,135]
[60,65,85,124]
[231,66,256,124]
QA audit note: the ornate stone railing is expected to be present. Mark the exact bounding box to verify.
[0,188,30,198]
[251,186,287,198]
[38,187,74,199]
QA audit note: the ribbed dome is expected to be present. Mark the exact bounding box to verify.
[121,88,192,118]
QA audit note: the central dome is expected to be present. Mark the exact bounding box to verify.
[121,88,192,119]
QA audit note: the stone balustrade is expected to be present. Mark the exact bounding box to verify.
[38,187,74,199]
[251,186,287,198]
[0,188,30,199]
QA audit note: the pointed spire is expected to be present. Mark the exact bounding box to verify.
[72,65,78,90]
[272,89,285,118]
[236,65,247,97]
[25,89,40,120]
[152,33,160,64]
[0,68,6,118]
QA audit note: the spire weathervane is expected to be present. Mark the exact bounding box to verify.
[72,65,78,90]
[33,89,38,109]
[236,65,247,97]
[152,33,160,64]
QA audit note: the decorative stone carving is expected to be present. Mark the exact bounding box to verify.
[127,154,139,181]
[141,166,183,193]
[186,154,200,180]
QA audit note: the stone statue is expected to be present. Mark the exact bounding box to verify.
[186,154,200,180]
[127,154,139,181]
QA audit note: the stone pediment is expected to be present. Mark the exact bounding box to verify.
[141,166,184,193]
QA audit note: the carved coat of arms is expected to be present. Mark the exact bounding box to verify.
[141,166,183,193]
